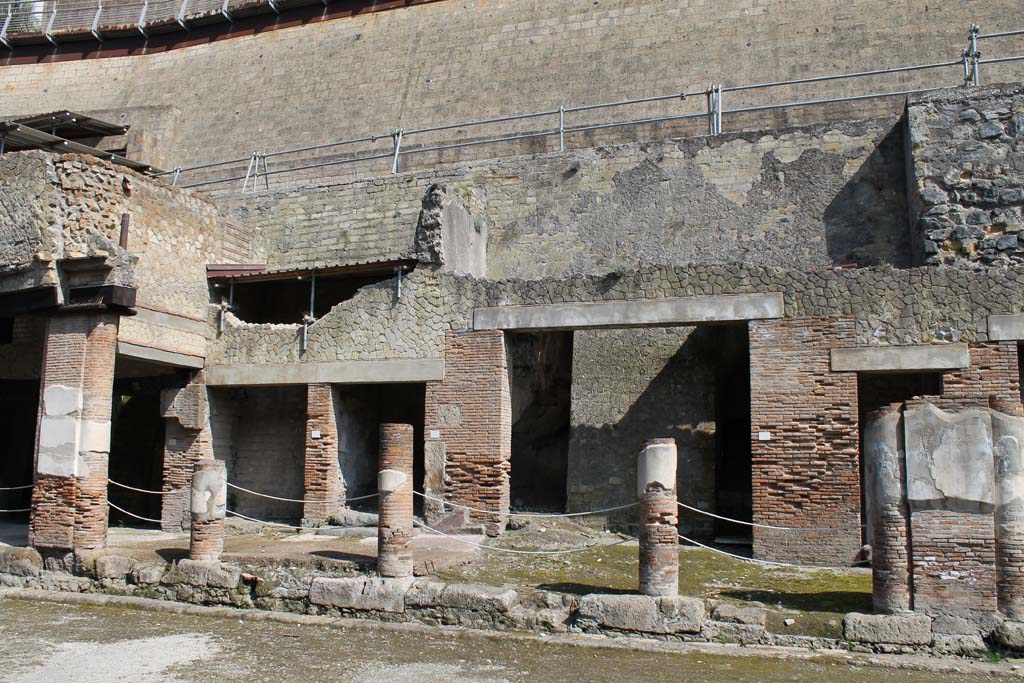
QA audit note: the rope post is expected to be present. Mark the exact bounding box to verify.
[189,460,227,562]
[863,404,911,613]
[638,437,679,597]
[993,403,1024,620]
[378,423,414,578]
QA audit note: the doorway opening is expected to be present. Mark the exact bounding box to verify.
[508,332,573,512]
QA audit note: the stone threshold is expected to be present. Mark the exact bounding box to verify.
[0,547,1017,661]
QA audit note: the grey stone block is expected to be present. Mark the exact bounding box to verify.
[440,583,517,613]
[658,596,704,633]
[162,560,241,589]
[0,547,43,577]
[405,580,447,608]
[712,603,766,626]
[131,564,167,585]
[577,594,702,634]
[996,620,1024,651]
[95,555,134,580]
[843,613,932,645]
[309,576,414,613]
[932,634,988,656]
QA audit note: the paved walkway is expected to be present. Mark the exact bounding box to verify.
[0,596,1005,683]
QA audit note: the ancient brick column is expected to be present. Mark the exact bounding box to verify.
[30,312,119,553]
[638,438,679,597]
[303,383,344,526]
[863,404,912,613]
[993,405,1024,620]
[189,459,227,562]
[378,423,414,578]
[160,382,212,532]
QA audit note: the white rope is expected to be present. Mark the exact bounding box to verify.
[413,519,634,555]
[0,508,30,513]
[414,491,639,518]
[109,479,187,496]
[0,484,32,491]
[677,533,853,570]
[108,500,163,525]
[677,501,866,532]
[226,509,353,531]
[227,482,379,505]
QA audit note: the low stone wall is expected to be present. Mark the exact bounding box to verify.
[0,545,1018,658]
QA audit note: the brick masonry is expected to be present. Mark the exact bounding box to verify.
[749,317,862,565]
[378,423,414,578]
[161,419,214,532]
[425,331,511,536]
[29,311,119,552]
[304,383,344,524]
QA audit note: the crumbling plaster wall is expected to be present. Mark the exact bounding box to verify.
[223,117,910,275]
[209,263,1024,367]
[908,83,1024,269]
[0,150,257,359]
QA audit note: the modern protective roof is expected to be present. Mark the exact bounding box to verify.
[0,121,162,174]
[12,110,130,139]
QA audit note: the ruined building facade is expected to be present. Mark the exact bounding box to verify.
[1,0,1024,624]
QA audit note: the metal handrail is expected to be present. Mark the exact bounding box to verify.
[155,23,1022,194]
[0,10,1020,193]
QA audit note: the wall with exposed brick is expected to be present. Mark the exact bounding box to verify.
[29,311,119,552]
[303,383,343,523]
[214,386,307,521]
[749,317,862,564]
[424,331,511,535]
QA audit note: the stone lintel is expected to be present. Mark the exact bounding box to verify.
[205,358,444,386]
[830,343,969,373]
[116,341,205,369]
[989,314,1024,341]
[472,293,784,331]
[133,306,209,335]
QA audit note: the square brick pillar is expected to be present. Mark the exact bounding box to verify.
[30,312,119,553]
[303,383,344,525]
[160,381,213,531]
[749,317,862,565]
[425,331,511,535]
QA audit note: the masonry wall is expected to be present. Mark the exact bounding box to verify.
[223,117,911,276]
[749,317,862,565]
[424,331,511,534]
[567,327,716,535]
[2,0,1020,187]
[907,84,1024,269]
[218,386,306,520]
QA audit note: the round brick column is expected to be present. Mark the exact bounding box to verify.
[378,423,414,578]
[638,438,679,597]
[993,406,1024,620]
[863,404,911,613]
[189,459,227,561]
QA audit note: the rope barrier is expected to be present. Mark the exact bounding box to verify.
[107,501,163,525]
[226,509,347,530]
[413,519,634,555]
[227,482,379,505]
[677,501,866,532]
[0,508,30,513]
[108,479,187,496]
[0,484,32,491]
[413,491,639,519]
[677,533,854,570]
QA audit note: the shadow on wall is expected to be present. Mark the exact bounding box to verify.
[567,326,743,536]
[823,122,910,267]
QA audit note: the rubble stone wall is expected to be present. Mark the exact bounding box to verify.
[907,84,1024,269]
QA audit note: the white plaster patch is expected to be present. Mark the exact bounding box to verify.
[79,420,111,454]
[42,385,82,417]
[378,469,407,493]
[37,415,78,477]
[637,443,677,496]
